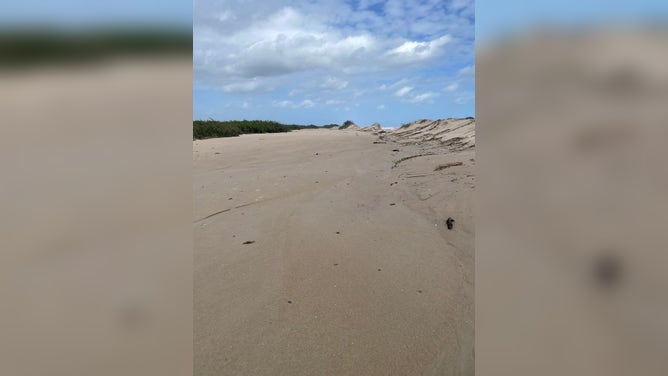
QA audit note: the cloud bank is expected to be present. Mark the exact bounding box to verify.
[194,0,475,125]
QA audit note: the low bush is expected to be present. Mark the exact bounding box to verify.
[193,120,333,139]
[193,121,241,139]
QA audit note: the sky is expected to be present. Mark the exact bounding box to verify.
[194,0,475,127]
[0,1,191,28]
[477,0,668,44]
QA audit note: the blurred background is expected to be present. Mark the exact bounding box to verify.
[0,1,192,376]
[5,0,668,375]
[477,1,668,375]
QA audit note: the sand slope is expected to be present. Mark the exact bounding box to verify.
[194,127,474,375]
[387,118,475,150]
[360,122,382,134]
[339,122,362,131]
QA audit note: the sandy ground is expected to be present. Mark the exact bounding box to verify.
[477,30,668,376]
[194,128,474,375]
[1,59,192,376]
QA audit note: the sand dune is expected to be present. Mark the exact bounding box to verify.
[194,124,474,375]
[360,122,382,133]
[387,118,476,150]
[337,121,362,131]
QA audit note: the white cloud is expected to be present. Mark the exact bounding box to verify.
[443,82,459,92]
[194,0,474,118]
[273,100,294,108]
[194,3,464,85]
[407,91,439,103]
[195,7,382,80]
[380,78,412,91]
[300,99,315,108]
[394,86,414,97]
[222,79,271,93]
[320,77,349,90]
[385,35,452,65]
[272,99,316,108]
[458,64,475,76]
[217,10,235,22]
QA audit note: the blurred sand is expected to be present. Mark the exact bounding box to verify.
[194,125,475,375]
[0,58,193,376]
[477,29,668,376]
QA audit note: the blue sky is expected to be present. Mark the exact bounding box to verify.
[194,0,474,127]
[477,1,668,44]
[0,1,191,28]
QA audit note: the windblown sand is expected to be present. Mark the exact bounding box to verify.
[194,126,474,375]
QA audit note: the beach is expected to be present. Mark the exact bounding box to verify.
[194,124,474,375]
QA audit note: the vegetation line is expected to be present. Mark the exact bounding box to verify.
[0,28,192,68]
[193,120,338,139]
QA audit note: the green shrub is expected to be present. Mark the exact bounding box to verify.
[0,29,191,68]
[193,121,241,139]
[193,120,334,139]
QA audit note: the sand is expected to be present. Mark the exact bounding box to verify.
[194,126,474,375]
[477,30,668,376]
[1,59,193,376]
